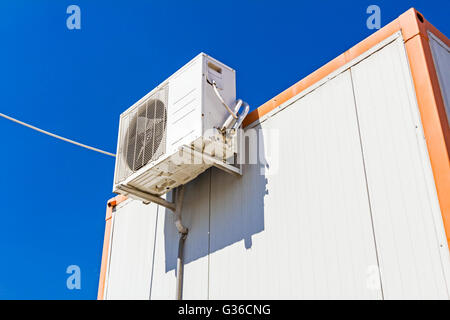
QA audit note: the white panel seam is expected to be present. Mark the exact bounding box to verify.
[349,68,385,300]
[148,205,160,300]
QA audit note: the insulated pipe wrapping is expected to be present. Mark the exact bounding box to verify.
[173,186,188,234]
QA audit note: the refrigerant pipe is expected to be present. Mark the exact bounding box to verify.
[231,101,250,132]
[210,80,250,133]
[221,99,243,131]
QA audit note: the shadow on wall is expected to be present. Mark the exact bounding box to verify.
[163,129,269,272]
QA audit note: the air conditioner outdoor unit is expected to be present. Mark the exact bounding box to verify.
[113,53,248,202]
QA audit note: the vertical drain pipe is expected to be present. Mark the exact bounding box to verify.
[173,186,188,300]
[176,232,188,300]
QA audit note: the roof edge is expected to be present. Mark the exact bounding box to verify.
[242,7,448,128]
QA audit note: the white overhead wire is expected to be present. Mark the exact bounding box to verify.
[0,112,116,157]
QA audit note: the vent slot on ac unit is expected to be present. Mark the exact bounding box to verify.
[115,85,168,184]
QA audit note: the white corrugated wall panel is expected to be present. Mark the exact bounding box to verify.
[143,205,175,299]
[149,171,210,299]
[429,32,450,126]
[351,37,450,299]
[105,200,159,300]
[208,70,382,299]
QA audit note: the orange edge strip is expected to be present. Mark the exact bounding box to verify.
[242,17,402,128]
[97,195,128,300]
[242,8,450,245]
[243,7,449,128]
[402,11,450,244]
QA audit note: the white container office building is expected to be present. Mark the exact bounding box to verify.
[98,8,450,300]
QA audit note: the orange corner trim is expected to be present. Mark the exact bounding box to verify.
[402,11,450,245]
[97,195,128,300]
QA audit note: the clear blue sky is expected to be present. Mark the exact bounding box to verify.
[0,0,448,299]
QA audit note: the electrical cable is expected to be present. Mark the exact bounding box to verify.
[0,112,116,157]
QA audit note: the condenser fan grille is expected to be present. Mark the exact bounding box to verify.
[115,85,168,184]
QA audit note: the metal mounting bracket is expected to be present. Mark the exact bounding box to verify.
[116,184,176,211]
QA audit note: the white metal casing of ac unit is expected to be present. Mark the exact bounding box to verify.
[113,53,239,198]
